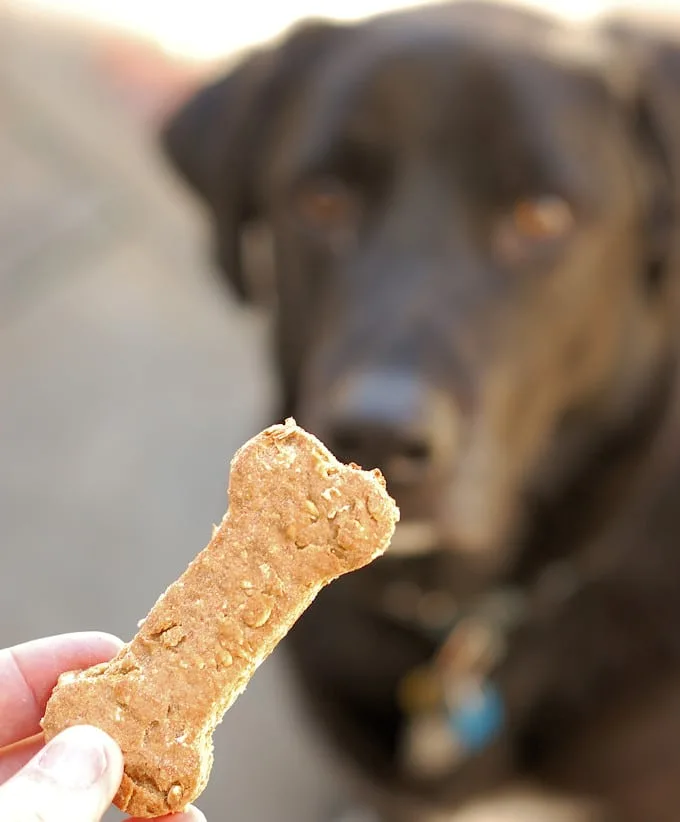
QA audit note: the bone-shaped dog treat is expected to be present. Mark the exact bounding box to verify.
[41,418,398,817]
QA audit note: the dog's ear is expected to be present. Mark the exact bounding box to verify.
[160,21,349,303]
[599,20,680,293]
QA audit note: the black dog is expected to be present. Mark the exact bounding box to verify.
[160,3,680,820]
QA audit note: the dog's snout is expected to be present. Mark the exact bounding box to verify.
[331,418,433,482]
[325,371,456,484]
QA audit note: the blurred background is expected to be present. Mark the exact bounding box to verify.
[1,0,679,820]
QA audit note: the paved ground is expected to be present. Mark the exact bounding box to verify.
[0,6,341,820]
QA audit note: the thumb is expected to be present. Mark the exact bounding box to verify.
[0,725,124,822]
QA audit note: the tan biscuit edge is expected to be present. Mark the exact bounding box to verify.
[41,418,399,817]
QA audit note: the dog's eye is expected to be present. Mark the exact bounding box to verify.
[511,196,574,241]
[494,195,575,266]
[294,179,355,231]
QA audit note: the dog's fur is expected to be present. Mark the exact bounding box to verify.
[160,3,680,820]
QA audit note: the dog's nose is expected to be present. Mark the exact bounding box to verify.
[325,371,455,484]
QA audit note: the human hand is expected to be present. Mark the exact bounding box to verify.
[0,632,207,822]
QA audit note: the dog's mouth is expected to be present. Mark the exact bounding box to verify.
[388,520,440,558]
[296,392,527,561]
[382,469,521,566]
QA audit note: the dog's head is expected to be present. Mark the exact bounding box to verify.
[162,2,680,573]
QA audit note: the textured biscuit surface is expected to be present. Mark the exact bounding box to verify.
[41,419,398,817]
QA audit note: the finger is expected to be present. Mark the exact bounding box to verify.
[129,806,207,822]
[0,734,44,783]
[0,632,123,748]
[0,744,208,822]
[0,724,124,822]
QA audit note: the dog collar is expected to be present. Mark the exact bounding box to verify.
[396,590,523,779]
[396,563,586,779]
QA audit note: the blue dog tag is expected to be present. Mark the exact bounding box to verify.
[447,681,504,753]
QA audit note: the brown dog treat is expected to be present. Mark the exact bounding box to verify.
[41,418,398,817]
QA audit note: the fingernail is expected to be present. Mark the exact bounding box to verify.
[37,726,109,789]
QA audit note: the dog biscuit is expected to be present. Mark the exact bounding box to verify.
[41,418,399,817]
